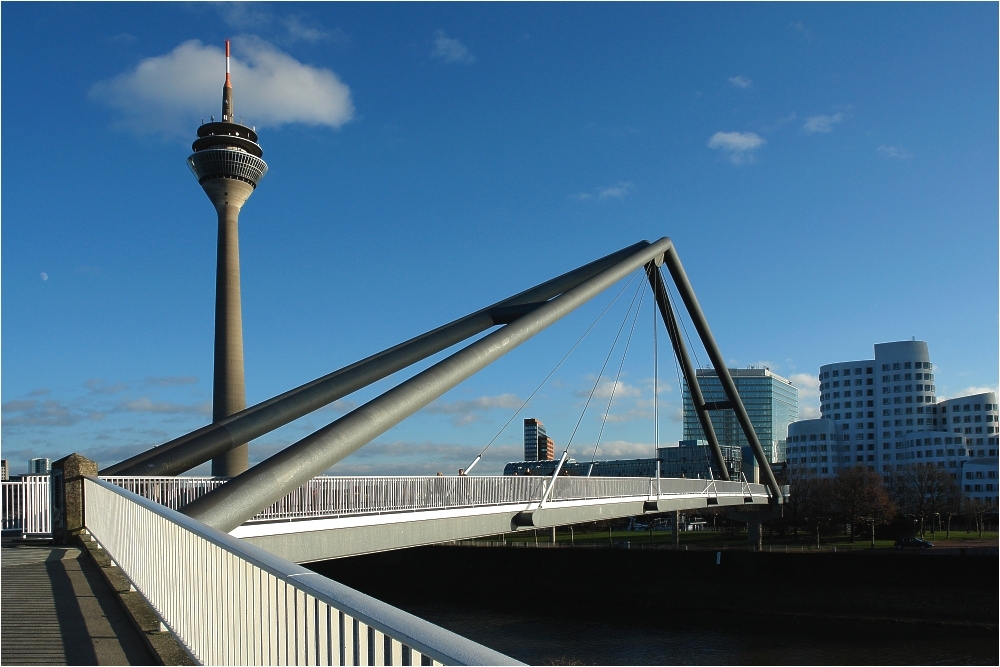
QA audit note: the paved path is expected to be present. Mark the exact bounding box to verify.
[1,538,154,665]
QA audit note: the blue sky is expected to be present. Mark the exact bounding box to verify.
[2,2,997,476]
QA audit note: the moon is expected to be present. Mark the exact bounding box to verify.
[40,272,48,281]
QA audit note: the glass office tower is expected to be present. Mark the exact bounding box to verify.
[682,368,799,463]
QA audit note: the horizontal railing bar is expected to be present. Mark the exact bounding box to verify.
[99,474,768,526]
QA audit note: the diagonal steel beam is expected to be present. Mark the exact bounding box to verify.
[660,247,782,501]
[182,238,675,531]
[103,241,650,477]
[644,262,730,480]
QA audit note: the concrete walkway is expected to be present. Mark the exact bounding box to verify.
[1,538,154,665]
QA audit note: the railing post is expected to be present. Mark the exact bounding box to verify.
[52,454,97,544]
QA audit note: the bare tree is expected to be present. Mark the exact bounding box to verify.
[831,466,896,546]
[785,468,832,548]
[897,464,959,537]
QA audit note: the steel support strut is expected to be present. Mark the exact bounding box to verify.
[660,247,783,501]
[103,242,650,477]
[182,239,676,531]
[644,262,730,481]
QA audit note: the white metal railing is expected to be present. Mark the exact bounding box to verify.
[100,475,767,525]
[2,476,52,536]
[83,477,522,666]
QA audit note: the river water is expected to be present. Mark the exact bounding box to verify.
[388,600,997,665]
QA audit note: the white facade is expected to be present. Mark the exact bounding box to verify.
[786,418,839,475]
[787,340,998,508]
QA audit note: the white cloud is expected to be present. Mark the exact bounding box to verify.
[424,393,522,426]
[431,30,475,64]
[572,182,634,201]
[789,373,821,420]
[939,386,999,401]
[707,131,765,165]
[728,75,751,88]
[1,398,90,427]
[598,182,634,199]
[579,380,642,400]
[90,37,354,137]
[123,397,212,416]
[803,113,843,134]
[587,439,657,458]
[877,144,913,159]
[281,16,338,43]
[602,408,653,423]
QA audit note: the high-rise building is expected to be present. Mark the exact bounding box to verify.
[523,418,547,461]
[815,340,935,467]
[542,436,555,461]
[1,459,9,481]
[682,368,798,464]
[187,40,268,476]
[28,458,51,475]
[785,340,998,507]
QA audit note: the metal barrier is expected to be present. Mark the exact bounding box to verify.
[1,476,52,536]
[101,475,766,526]
[83,477,521,666]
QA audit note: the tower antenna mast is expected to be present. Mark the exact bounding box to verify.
[186,40,268,475]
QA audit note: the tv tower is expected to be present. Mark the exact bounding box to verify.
[187,40,267,476]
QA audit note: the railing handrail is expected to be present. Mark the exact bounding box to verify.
[84,476,521,666]
[97,474,769,527]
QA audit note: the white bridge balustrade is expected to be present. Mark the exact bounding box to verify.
[2,475,52,536]
[98,474,772,563]
[83,477,522,666]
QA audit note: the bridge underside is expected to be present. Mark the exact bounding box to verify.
[232,485,771,563]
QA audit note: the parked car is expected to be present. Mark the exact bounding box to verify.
[894,537,933,549]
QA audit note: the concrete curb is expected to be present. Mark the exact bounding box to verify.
[76,534,195,666]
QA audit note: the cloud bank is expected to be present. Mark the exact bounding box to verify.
[91,37,354,137]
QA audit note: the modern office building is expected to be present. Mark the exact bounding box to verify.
[187,40,268,476]
[786,339,998,508]
[659,440,743,479]
[28,458,51,475]
[785,419,839,476]
[682,367,798,464]
[1,460,8,481]
[523,418,555,461]
[815,340,933,470]
[504,440,742,479]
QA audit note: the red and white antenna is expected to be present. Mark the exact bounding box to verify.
[225,39,231,88]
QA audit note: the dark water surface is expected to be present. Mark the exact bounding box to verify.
[393,600,997,665]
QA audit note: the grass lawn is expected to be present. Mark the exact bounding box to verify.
[469,528,999,551]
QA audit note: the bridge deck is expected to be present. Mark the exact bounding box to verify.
[0,538,154,666]
[99,475,773,563]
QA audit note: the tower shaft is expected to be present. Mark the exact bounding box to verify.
[213,203,247,474]
[187,40,268,477]
[205,179,254,476]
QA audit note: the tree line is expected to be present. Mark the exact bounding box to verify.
[782,464,994,546]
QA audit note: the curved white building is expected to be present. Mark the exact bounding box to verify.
[787,340,998,508]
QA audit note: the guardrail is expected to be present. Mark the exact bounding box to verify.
[2,476,52,536]
[83,477,522,666]
[102,475,767,525]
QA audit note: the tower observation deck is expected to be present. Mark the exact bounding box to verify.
[188,40,267,476]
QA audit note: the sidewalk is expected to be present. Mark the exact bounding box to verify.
[1,538,154,665]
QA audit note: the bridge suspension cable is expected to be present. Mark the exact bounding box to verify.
[463,270,642,476]
[586,281,646,474]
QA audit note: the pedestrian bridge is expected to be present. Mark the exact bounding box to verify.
[102,474,770,563]
[2,239,787,665]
